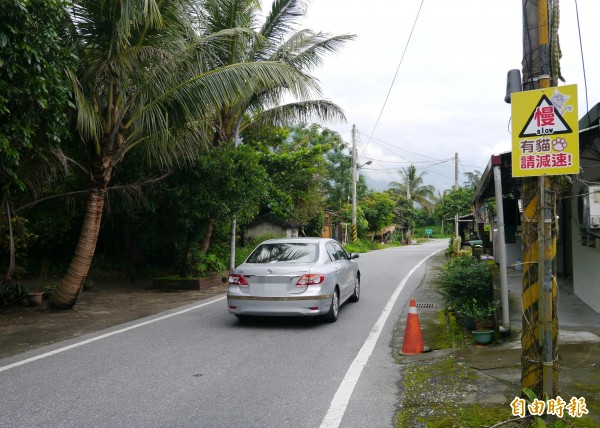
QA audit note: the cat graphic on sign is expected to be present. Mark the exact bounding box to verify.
[519,90,573,138]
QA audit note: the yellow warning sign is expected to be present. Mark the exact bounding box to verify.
[511,84,579,177]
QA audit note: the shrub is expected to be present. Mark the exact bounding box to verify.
[0,280,27,307]
[197,253,227,276]
[434,253,494,314]
[445,236,463,257]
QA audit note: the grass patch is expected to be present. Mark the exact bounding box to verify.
[343,239,386,253]
[433,309,468,349]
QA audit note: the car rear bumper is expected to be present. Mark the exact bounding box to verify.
[227,293,334,316]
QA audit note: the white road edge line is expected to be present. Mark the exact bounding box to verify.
[0,295,227,373]
[319,249,443,428]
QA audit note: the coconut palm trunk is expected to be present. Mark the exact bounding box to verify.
[49,172,110,309]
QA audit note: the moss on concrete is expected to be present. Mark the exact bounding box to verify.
[395,356,519,427]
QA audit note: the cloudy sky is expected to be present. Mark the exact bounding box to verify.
[262,1,600,192]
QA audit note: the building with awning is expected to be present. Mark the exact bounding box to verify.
[472,103,600,313]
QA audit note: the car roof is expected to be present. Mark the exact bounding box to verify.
[259,237,336,245]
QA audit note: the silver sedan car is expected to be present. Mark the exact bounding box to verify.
[227,237,360,322]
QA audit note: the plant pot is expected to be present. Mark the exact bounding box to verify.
[472,330,494,344]
[475,321,494,331]
[463,316,476,331]
[27,291,43,307]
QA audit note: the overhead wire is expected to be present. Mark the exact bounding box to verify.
[356,137,396,186]
[357,135,458,190]
[359,0,426,156]
[357,130,450,162]
[574,0,590,116]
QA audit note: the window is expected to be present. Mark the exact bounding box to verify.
[246,243,318,263]
[326,243,340,261]
[333,242,349,260]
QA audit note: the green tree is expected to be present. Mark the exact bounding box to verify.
[247,124,334,226]
[194,0,353,249]
[322,135,368,212]
[390,193,416,233]
[434,187,475,225]
[145,146,267,276]
[414,208,438,228]
[50,0,317,309]
[0,0,74,280]
[463,171,482,189]
[360,192,395,235]
[389,165,435,210]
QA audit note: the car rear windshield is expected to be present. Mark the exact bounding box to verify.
[246,243,319,264]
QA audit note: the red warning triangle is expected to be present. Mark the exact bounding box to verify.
[519,94,572,138]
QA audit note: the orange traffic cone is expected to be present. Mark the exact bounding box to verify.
[401,299,424,354]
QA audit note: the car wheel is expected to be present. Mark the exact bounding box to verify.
[235,315,250,322]
[324,289,339,323]
[349,276,360,302]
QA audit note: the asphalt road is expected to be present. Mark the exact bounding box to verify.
[0,240,446,428]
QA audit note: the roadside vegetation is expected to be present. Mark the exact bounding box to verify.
[1,0,476,310]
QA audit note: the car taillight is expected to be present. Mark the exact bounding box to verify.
[228,274,249,287]
[296,274,324,287]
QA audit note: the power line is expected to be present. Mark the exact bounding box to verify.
[360,157,452,165]
[356,137,395,185]
[357,130,450,162]
[359,0,426,156]
[574,0,589,114]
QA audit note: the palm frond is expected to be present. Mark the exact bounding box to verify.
[130,61,319,136]
[259,0,306,46]
[247,100,347,129]
[276,31,356,72]
[66,69,103,147]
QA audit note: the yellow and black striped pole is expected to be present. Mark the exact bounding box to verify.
[520,0,560,398]
[520,178,542,394]
[351,124,358,243]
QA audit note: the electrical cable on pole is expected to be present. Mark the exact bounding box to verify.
[520,0,560,399]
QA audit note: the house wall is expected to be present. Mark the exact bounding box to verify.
[246,223,287,239]
[493,230,522,269]
[246,223,299,239]
[570,172,600,313]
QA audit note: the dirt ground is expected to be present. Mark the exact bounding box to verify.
[0,277,228,360]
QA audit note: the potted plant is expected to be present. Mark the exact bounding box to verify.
[434,253,498,344]
[27,287,44,307]
[461,299,497,344]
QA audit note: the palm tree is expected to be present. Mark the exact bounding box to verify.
[198,0,354,143]
[389,165,436,210]
[194,0,354,250]
[49,0,317,309]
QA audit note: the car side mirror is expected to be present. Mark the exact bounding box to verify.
[351,253,360,259]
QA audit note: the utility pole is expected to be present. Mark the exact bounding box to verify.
[454,152,459,190]
[454,152,459,238]
[520,0,559,398]
[229,117,243,272]
[351,124,358,243]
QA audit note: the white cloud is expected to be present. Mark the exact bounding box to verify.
[261,0,600,191]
